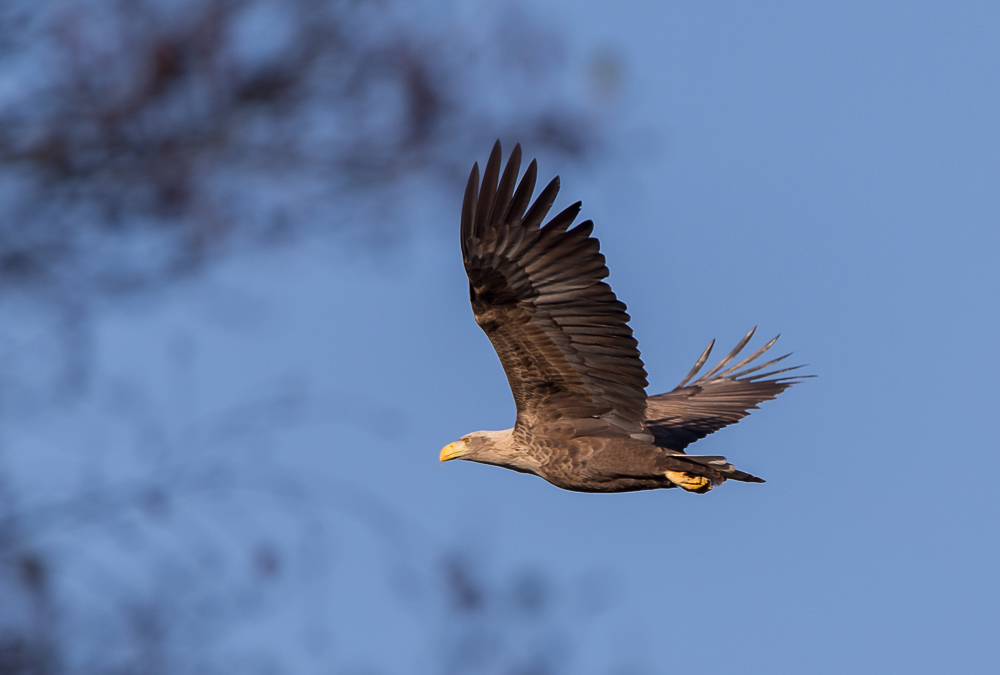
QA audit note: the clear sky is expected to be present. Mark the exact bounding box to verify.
[371,1,1000,670]
[416,1,999,671]
[3,1,998,673]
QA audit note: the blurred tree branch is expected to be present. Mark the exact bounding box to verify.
[0,375,620,674]
[0,0,597,295]
[0,2,628,673]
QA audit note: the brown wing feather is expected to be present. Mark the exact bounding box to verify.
[462,141,648,436]
[644,327,808,451]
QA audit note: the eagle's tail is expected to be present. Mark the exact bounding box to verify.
[661,453,765,492]
[678,454,765,483]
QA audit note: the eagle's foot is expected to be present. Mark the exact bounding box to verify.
[664,471,713,493]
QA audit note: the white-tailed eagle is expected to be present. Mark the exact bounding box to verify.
[441,142,805,493]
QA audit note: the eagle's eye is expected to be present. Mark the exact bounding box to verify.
[462,436,471,444]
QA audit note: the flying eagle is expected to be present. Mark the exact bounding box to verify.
[440,142,805,493]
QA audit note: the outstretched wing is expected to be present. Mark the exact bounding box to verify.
[462,141,648,437]
[644,328,807,452]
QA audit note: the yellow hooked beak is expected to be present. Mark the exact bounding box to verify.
[440,439,470,463]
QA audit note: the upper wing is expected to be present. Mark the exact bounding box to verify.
[644,328,807,451]
[462,141,648,437]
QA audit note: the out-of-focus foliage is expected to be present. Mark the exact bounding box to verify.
[0,1,617,673]
[438,554,604,675]
[0,0,595,295]
[0,382,617,673]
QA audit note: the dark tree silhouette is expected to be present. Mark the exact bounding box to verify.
[0,1,632,673]
[0,0,596,296]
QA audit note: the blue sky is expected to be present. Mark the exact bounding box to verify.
[3,0,998,672]
[407,1,1000,670]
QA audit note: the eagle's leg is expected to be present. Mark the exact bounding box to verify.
[664,470,714,493]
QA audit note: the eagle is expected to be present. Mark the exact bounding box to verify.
[440,142,805,493]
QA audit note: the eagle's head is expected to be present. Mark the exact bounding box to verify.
[439,429,537,474]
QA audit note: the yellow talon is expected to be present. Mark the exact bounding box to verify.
[664,471,713,493]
